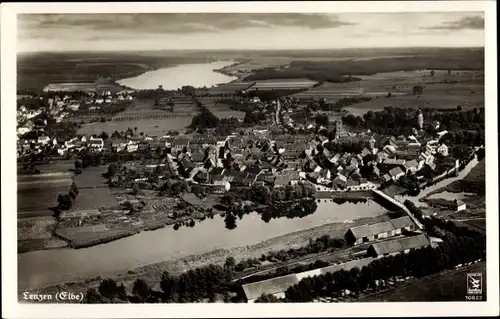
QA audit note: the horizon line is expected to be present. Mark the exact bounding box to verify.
[18,46,485,55]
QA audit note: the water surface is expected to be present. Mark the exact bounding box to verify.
[18,200,386,290]
[117,61,237,90]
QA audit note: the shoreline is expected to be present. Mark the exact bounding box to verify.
[116,60,243,91]
[22,214,389,294]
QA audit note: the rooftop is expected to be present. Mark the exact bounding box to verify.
[370,234,431,255]
[348,216,415,239]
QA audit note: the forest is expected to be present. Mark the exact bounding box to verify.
[243,51,483,83]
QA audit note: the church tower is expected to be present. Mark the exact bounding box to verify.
[417,109,424,130]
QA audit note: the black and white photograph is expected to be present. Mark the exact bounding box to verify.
[1,1,498,318]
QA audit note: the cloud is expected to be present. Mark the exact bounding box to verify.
[426,15,484,30]
[18,13,355,40]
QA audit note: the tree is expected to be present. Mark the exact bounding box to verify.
[160,271,177,301]
[315,114,329,126]
[132,279,151,302]
[98,278,118,299]
[255,293,280,303]
[99,131,109,140]
[107,163,117,178]
[117,283,127,300]
[74,159,82,170]
[224,256,236,270]
[131,184,139,195]
[85,288,103,303]
[57,193,73,210]
[224,212,237,230]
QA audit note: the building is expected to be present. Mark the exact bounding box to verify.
[334,120,348,139]
[241,257,375,302]
[403,159,420,173]
[171,138,190,152]
[437,144,449,157]
[417,109,424,129]
[453,199,467,212]
[37,135,51,145]
[344,216,415,245]
[366,234,431,258]
[126,143,138,153]
[389,167,405,181]
[89,138,104,152]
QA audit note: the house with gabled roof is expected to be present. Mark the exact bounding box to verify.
[389,166,405,181]
[329,153,341,165]
[403,159,420,173]
[345,216,416,245]
[367,234,430,257]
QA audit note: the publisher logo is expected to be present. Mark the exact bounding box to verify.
[467,273,482,295]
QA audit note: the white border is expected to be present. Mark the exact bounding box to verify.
[2,1,498,318]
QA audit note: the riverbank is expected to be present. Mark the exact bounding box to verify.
[212,60,250,82]
[423,158,485,198]
[117,61,238,90]
[23,214,390,296]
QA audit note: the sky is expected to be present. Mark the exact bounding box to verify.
[17,12,485,52]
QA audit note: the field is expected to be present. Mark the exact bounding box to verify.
[249,78,318,91]
[55,224,136,249]
[77,117,193,136]
[293,70,484,113]
[17,173,73,218]
[73,166,107,187]
[197,97,246,119]
[362,262,486,302]
[244,49,483,82]
[72,188,118,211]
[18,217,68,253]
[76,97,200,136]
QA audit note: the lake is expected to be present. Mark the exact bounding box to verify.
[117,61,237,90]
[18,200,386,290]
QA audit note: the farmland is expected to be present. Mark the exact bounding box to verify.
[17,173,73,218]
[18,217,68,253]
[244,49,483,82]
[292,70,484,112]
[76,98,198,136]
[196,97,246,119]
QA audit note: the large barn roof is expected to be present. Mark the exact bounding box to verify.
[347,216,415,239]
[370,234,430,256]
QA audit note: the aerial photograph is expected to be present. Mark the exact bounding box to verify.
[16,12,486,304]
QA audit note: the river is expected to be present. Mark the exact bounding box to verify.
[117,61,237,90]
[18,200,386,291]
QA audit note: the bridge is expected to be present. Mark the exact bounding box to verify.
[372,189,424,230]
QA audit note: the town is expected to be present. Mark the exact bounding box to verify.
[17,58,486,303]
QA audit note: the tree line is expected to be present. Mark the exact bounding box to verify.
[51,182,80,218]
[282,218,485,302]
[341,107,485,138]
